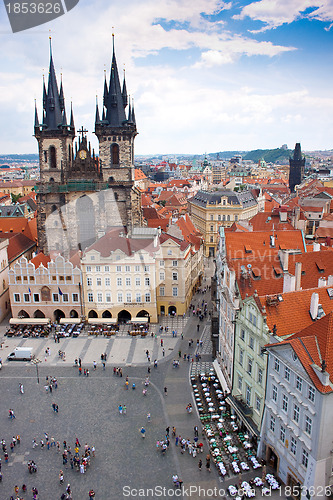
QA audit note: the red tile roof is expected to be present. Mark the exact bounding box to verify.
[5,232,37,262]
[259,286,333,338]
[0,217,37,242]
[176,214,202,251]
[268,311,333,393]
[134,168,147,180]
[249,212,294,232]
[30,252,51,268]
[225,230,305,260]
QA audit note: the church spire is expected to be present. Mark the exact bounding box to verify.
[42,38,70,131]
[70,101,75,130]
[122,67,128,108]
[104,34,127,127]
[34,100,39,129]
[95,96,101,125]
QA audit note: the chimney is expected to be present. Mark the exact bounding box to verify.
[318,277,327,288]
[279,211,287,222]
[279,250,289,272]
[295,262,302,290]
[97,230,105,239]
[313,242,320,252]
[283,273,296,293]
[310,292,319,320]
[270,235,275,248]
[328,275,333,286]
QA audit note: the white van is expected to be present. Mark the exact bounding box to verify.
[7,347,33,361]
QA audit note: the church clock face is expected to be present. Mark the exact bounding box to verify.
[79,150,87,160]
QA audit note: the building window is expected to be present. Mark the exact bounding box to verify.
[53,294,59,302]
[125,265,130,272]
[96,266,101,272]
[14,293,20,302]
[117,293,123,303]
[258,368,263,385]
[302,449,309,468]
[210,225,214,231]
[246,385,251,405]
[270,415,275,432]
[144,265,150,272]
[91,256,95,261]
[239,348,244,366]
[135,265,140,272]
[249,311,257,326]
[160,272,165,281]
[172,260,178,267]
[255,395,261,412]
[96,278,102,286]
[172,287,178,297]
[97,293,102,303]
[117,277,122,286]
[106,293,111,303]
[235,215,238,221]
[88,293,93,302]
[24,293,30,302]
[104,266,109,272]
[136,293,141,303]
[160,286,165,297]
[160,261,165,267]
[111,143,119,164]
[135,277,141,286]
[293,404,300,423]
[290,437,297,455]
[210,236,213,242]
[116,265,122,272]
[87,277,92,286]
[247,357,253,375]
[210,214,213,221]
[105,277,111,287]
[272,384,277,402]
[167,249,172,255]
[145,277,150,286]
[86,266,92,272]
[282,394,288,413]
[284,366,290,381]
[145,293,151,303]
[238,375,242,391]
[126,277,131,286]
[227,214,230,221]
[280,425,285,443]
[274,358,280,373]
[240,329,245,341]
[172,272,178,281]
[126,293,132,303]
[305,416,312,436]
[308,386,315,403]
[218,215,221,221]
[249,336,254,350]
[296,376,303,392]
[49,145,57,169]
[62,293,69,302]
[72,293,79,302]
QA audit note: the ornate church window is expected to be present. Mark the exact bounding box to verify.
[111,144,119,165]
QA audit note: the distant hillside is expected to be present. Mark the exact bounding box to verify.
[243,149,292,163]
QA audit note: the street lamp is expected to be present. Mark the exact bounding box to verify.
[31,358,42,384]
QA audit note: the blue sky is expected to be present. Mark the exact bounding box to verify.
[1,0,333,155]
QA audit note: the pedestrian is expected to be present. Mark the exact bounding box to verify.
[194,426,199,437]
[164,386,167,396]
[93,361,97,370]
[147,413,151,422]
[140,427,146,438]
[118,404,123,415]
[123,405,127,414]
[79,366,82,376]
[89,490,95,499]
[102,361,106,370]
[86,369,89,377]
[206,454,211,472]
[162,348,165,357]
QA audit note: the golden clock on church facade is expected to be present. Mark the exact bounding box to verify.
[79,150,87,160]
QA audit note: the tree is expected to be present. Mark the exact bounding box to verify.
[11,193,22,203]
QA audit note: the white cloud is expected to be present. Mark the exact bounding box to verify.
[234,0,333,31]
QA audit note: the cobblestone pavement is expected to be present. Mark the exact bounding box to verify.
[0,259,288,499]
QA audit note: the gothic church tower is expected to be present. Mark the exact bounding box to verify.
[35,38,142,256]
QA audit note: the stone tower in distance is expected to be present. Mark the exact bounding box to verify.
[289,143,305,193]
[35,38,142,256]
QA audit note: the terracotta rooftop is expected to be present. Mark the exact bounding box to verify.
[249,212,294,232]
[259,286,333,338]
[225,230,305,260]
[267,311,333,393]
[0,217,37,242]
[5,232,37,262]
[30,252,51,268]
[234,249,333,299]
[134,168,147,181]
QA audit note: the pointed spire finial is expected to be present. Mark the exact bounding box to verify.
[70,101,75,130]
[34,99,39,129]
